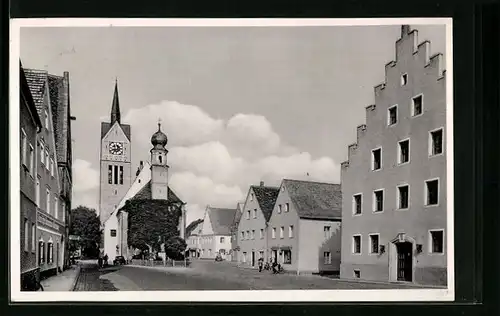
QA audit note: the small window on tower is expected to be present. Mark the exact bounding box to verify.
[119,166,123,185]
[159,155,162,164]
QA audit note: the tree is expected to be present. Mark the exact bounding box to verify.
[69,206,101,258]
[165,236,187,260]
[123,199,186,258]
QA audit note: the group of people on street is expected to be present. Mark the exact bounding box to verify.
[257,257,283,274]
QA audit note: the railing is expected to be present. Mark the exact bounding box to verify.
[130,259,191,268]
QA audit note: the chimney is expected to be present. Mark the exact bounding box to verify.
[260,181,264,187]
[401,25,411,37]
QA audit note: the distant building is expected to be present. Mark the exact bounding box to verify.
[229,202,244,262]
[185,219,204,259]
[267,179,342,275]
[340,25,447,286]
[198,206,237,260]
[25,68,72,278]
[103,123,186,263]
[19,63,43,289]
[237,182,279,267]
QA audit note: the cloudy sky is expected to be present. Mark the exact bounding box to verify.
[20,23,446,224]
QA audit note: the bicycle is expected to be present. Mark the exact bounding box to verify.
[35,280,44,291]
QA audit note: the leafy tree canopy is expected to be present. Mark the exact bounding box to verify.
[69,206,101,256]
[123,199,185,257]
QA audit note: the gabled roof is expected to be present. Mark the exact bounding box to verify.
[207,207,237,235]
[251,185,280,222]
[131,180,183,204]
[101,122,131,141]
[23,68,48,117]
[230,202,244,233]
[20,64,42,129]
[283,179,342,220]
[186,219,204,237]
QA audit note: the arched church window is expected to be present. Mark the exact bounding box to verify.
[159,155,162,164]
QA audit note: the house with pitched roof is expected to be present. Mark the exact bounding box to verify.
[237,182,279,267]
[199,206,237,260]
[229,202,244,262]
[267,179,342,275]
[185,218,204,258]
[24,67,73,278]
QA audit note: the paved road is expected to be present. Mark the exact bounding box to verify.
[74,260,425,291]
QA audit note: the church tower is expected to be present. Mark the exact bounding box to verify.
[99,80,132,224]
[150,122,169,200]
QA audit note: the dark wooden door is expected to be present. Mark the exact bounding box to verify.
[397,242,412,282]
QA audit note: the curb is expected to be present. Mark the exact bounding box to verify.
[70,265,81,291]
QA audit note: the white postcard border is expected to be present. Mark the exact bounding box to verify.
[9,17,454,302]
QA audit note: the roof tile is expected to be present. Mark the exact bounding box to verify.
[252,186,280,222]
[207,207,237,235]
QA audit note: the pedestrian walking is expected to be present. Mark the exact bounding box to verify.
[97,256,103,269]
[258,257,263,272]
[103,254,108,267]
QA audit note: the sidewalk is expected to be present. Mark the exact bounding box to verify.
[40,265,81,291]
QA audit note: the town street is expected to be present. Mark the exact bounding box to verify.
[73,260,424,291]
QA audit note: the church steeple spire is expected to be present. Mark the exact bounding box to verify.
[110,78,121,125]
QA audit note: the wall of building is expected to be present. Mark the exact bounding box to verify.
[214,234,232,260]
[237,188,268,266]
[298,219,341,274]
[99,122,132,224]
[104,214,119,262]
[20,91,39,277]
[267,188,299,270]
[340,28,447,286]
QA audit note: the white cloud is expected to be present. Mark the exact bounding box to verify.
[73,159,99,192]
[73,100,340,225]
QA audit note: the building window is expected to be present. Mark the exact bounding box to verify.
[246,210,251,220]
[426,179,439,206]
[398,139,410,164]
[119,166,124,185]
[285,203,289,212]
[110,229,117,237]
[24,219,29,252]
[45,150,49,170]
[114,165,118,184]
[369,234,380,254]
[430,128,444,156]
[353,194,362,215]
[259,251,264,259]
[279,227,284,239]
[21,129,27,166]
[250,193,254,201]
[242,252,247,263]
[251,230,255,240]
[35,177,40,207]
[28,144,34,175]
[44,110,49,129]
[39,240,45,264]
[47,242,53,264]
[354,270,361,278]
[373,190,384,213]
[388,105,398,126]
[323,252,332,264]
[278,204,282,214]
[324,226,332,239]
[253,209,257,218]
[50,158,54,177]
[430,230,444,254]
[241,231,244,240]
[401,73,408,86]
[31,224,36,252]
[40,142,45,165]
[283,250,292,264]
[46,189,50,213]
[108,165,112,184]
[220,237,225,243]
[289,225,294,238]
[246,231,250,240]
[372,148,382,171]
[412,94,423,116]
[398,185,410,209]
[353,235,361,254]
[54,196,58,219]
[62,201,66,222]
[272,227,276,239]
[260,229,264,239]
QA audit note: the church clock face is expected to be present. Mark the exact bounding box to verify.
[109,142,124,155]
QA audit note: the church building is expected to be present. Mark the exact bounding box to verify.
[100,81,186,262]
